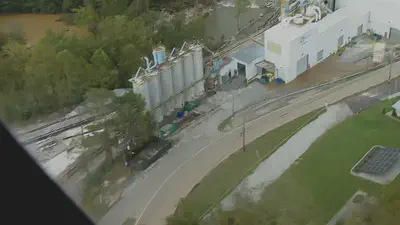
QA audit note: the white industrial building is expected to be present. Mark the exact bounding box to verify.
[265,0,400,83]
[129,43,204,122]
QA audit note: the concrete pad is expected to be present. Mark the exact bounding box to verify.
[351,145,400,185]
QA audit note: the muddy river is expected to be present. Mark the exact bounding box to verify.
[0,2,270,45]
[0,14,88,45]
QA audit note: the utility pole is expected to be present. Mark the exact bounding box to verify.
[232,94,235,116]
[388,48,394,97]
[241,115,246,152]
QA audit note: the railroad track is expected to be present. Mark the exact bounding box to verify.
[208,7,280,63]
[21,116,96,145]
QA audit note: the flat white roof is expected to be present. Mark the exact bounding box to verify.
[265,5,369,43]
[265,19,314,44]
[317,6,368,33]
[353,0,400,30]
[231,42,264,64]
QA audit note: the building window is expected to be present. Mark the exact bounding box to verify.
[338,35,344,47]
[267,41,282,55]
[317,50,324,61]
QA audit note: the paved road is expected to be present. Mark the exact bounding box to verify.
[99,61,400,225]
[344,77,400,113]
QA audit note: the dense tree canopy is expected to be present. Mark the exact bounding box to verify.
[0,1,207,123]
[0,0,214,14]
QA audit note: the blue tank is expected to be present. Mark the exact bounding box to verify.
[153,46,166,65]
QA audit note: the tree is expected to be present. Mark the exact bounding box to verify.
[96,15,153,77]
[55,49,89,104]
[235,0,250,31]
[83,89,153,166]
[154,13,207,50]
[118,43,141,86]
[126,0,150,18]
[90,48,117,89]
[0,41,29,92]
[0,0,65,13]
[73,5,99,26]
[62,0,73,12]
[112,92,153,151]
[83,88,117,164]
[24,43,60,112]
[99,0,130,17]
[0,32,8,49]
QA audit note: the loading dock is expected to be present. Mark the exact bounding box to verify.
[296,55,309,76]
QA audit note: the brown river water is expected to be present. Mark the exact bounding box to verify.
[0,4,266,46]
[0,14,89,45]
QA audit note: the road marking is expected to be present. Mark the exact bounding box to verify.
[134,96,305,225]
[134,131,233,225]
[361,92,379,98]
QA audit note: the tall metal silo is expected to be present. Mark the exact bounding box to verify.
[160,65,174,115]
[171,58,185,108]
[183,52,195,102]
[130,77,151,110]
[147,72,163,123]
[193,46,204,97]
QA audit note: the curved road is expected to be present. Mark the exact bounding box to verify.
[99,62,400,225]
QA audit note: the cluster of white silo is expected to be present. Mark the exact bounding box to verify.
[129,42,205,123]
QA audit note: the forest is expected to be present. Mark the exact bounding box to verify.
[0,0,210,123]
[0,0,214,14]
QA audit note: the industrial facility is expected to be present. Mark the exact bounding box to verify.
[262,0,400,83]
[130,0,400,123]
[129,42,204,122]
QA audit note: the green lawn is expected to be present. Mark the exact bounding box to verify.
[267,99,400,223]
[171,99,400,224]
[172,109,326,221]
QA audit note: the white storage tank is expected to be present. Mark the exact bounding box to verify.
[193,46,204,97]
[182,52,195,102]
[147,72,163,122]
[130,77,152,110]
[171,58,185,108]
[160,65,174,115]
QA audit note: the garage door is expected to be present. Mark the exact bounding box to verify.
[296,55,309,76]
[390,28,400,42]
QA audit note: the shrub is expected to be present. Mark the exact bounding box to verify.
[59,13,76,25]
[0,32,8,48]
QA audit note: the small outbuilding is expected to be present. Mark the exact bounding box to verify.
[231,42,265,82]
